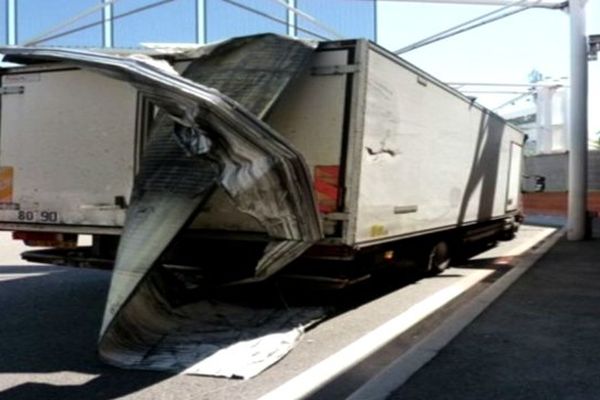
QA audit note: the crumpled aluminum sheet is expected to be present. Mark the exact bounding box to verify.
[97,266,326,379]
[2,34,325,375]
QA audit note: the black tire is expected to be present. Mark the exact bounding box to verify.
[500,229,516,241]
[424,241,450,275]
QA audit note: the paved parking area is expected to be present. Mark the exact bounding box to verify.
[386,235,600,400]
[0,227,556,399]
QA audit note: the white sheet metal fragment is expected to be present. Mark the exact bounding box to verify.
[98,270,326,378]
[183,330,305,379]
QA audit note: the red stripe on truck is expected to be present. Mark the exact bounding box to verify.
[314,165,340,213]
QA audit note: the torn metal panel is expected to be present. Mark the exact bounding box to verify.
[1,34,323,375]
[179,35,315,119]
[99,266,326,378]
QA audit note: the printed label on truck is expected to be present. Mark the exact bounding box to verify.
[14,210,60,223]
[3,73,41,84]
[0,209,60,223]
[0,209,61,223]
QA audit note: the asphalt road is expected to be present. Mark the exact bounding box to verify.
[0,226,556,400]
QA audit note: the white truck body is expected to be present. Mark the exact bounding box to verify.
[0,39,524,254]
[0,36,525,374]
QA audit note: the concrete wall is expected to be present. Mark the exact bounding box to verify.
[523,150,600,192]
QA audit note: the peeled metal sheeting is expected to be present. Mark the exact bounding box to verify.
[98,266,326,379]
[1,34,324,375]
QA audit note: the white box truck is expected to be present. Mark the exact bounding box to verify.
[0,38,523,275]
[0,35,524,372]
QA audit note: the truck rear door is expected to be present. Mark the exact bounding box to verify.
[0,66,139,233]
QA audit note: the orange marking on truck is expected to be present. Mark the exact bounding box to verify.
[0,167,14,203]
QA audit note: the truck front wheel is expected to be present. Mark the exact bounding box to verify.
[424,241,450,275]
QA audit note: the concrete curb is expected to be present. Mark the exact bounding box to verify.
[347,228,565,400]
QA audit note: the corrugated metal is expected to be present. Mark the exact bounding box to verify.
[1,34,323,374]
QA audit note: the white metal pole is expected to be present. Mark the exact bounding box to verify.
[287,0,297,37]
[196,0,206,44]
[103,0,113,48]
[537,86,555,152]
[567,0,588,240]
[7,0,16,45]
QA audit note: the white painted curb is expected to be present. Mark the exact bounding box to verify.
[258,269,495,400]
[347,228,564,400]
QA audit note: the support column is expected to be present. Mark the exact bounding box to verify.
[567,0,588,240]
[536,86,554,153]
[103,0,113,48]
[7,0,16,45]
[287,0,297,37]
[196,0,206,44]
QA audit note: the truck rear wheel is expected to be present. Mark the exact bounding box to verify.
[424,241,450,275]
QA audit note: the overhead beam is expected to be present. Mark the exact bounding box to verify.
[371,0,565,9]
[447,82,568,87]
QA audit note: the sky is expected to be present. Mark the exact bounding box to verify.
[4,0,599,132]
[10,0,598,99]
[375,0,600,113]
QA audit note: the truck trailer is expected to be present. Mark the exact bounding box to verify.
[0,34,524,373]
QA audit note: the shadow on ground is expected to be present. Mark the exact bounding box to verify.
[0,265,173,400]
[0,237,513,400]
[389,236,600,400]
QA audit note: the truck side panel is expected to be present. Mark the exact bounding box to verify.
[353,47,523,244]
